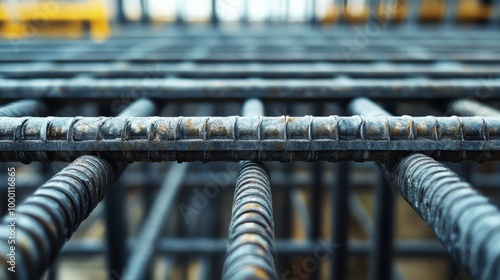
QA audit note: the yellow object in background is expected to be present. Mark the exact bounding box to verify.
[457,0,492,22]
[378,0,407,23]
[419,0,446,22]
[1,0,109,40]
[344,0,369,23]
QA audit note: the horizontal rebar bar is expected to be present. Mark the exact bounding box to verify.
[1,78,500,99]
[0,99,46,117]
[448,99,500,117]
[0,156,119,280]
[381,154,500,280]
[0,116,500,162]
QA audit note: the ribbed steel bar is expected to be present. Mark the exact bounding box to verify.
[448,99,500,117]
[0,99,46,117]
[380,154,500,280]
[0,156,119,280]
[222,161,277,280]
[349,97,395,280]
[1,116,500,162]
[2,78,500,99]
[223,99,277,280]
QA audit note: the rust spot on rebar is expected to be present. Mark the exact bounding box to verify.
[186,118,198,136]
[50,126,64,140]
[244,203,260,209]
[253,267,268,279]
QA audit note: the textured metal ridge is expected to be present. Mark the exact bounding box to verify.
[0,156,117,280]
[0,116,499,162]
[223,161,277,280]
[381,154,500,280]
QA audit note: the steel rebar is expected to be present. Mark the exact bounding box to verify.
[0,156,118,280]
[222,161,277,280]
[1,78,500,99]
[448,99,500,117]
[223,99,277,280]
[0,99,46,117]
[349,97,395,280]
[381,154,500,280]
[0,116,500,162]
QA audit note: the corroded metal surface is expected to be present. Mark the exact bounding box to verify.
[223,161,277,280]
[0,116,499,162]
[381,154,500,280]
[0,156,117,280]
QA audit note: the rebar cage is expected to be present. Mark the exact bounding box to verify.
[1,0,500,279]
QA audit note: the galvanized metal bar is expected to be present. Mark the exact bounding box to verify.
[0,155,119,280]
[1,116,500,162]
[223,99,277,280]
[380,153,500,280]
[448,99,500,117]
[122,162,189,280]
[0,99,46,117]
[2,78,500,99]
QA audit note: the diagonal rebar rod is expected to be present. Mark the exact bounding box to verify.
[0,99,46,117]
[0,116,500,162]
[380,154,500,280]
[448,99,500,117]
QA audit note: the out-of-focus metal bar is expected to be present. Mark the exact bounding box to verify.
[103,98,156,277]
[0,99,46,117]
[2,78,500,99]
[222,99,277,280]
[0,156,120,280]
[448,99,500,117]
[211,0,219,26]
[349,97,395,280]
[1,116,500,162]
[9,62,500,78]
[331,161,350,280]
[381,154,500,280]
[59,239,449,256]
[122,162,189,280]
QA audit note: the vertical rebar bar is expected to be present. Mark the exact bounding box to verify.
[348,97,395,280]
[103,98,156,278]
[222,99,277,280]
